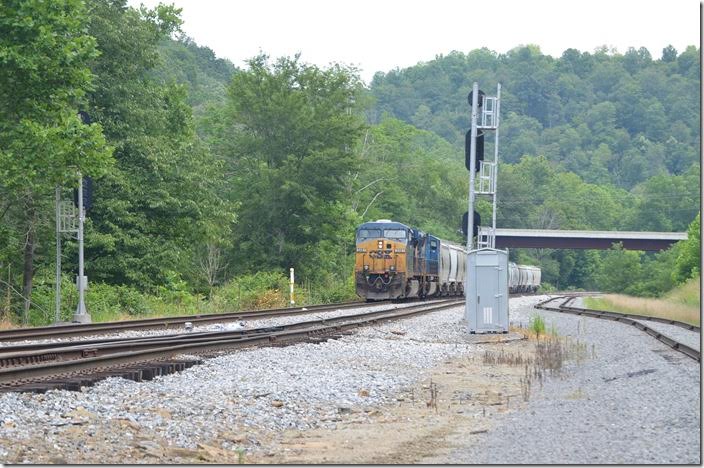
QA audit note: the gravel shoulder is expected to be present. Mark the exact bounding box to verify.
[0,295,698,464]
[425,296,701,464]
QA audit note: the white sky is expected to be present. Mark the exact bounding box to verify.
[128,0,701,84]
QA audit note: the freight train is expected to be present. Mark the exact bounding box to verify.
[354,220,541,300]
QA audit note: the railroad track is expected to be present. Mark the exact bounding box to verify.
[0,299,388,342]
[0,292,550,343]
[536,295,700,362]
[0,298,464,393]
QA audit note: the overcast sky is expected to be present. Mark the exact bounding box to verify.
[127,0,700,83]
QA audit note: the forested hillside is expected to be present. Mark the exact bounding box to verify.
[368,45,700,291]
[370,46,700,189]
[0,0,699,326]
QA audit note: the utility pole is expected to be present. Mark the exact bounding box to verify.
[465,83,480,251]
[73,174,90,323]
[55,186,61,323]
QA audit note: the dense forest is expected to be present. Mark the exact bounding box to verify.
[0,0,699,325]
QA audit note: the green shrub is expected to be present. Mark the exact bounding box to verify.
[529,314,546,339]
[303,271,356,304]
[212,271,291,311]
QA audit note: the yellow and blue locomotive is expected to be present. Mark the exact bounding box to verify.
[354,220,468,300]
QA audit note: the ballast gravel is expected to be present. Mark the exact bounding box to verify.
[0,298,473,462]
[0,294,698,464]
[569,296,700,351]
[427,295,700,464]
[0,300,449,348]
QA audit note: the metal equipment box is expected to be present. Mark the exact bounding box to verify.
[465,248,509,333]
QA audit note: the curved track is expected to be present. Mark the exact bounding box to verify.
[536,295,700,362]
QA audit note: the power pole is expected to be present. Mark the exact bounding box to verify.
[72,174,90,323]
[55,186,61,323]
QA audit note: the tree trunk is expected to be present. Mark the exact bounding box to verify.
[22,203,36,325]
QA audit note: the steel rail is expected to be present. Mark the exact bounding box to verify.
[0,299,464,388]
[0,299,384,342]
[0,299,459,366]
[536,296,700,362]
[0,291,540,343]
[559,296,700,332]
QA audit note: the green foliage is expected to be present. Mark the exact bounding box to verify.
[0,0,113,324]
[85,283,150,322]
[79,0,234,290]
[0,0,113,189]
[211,272,291,311]
[674,212,701,283]
[0,3,699,324]
[154,35,236,118]
[212,54,366,285]
[355,117,467,242]
[664,276,700,308]
[595,243,644,294]
[529,314,546,338]
[371,45,700,189]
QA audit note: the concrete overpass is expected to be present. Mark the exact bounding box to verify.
[493,229,687,251]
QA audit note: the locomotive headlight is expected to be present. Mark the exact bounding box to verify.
[356,247,367,253]
[363,265,369,270]
[377,240,383,249]
[389,265,396,271]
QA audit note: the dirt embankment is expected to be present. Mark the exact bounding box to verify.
[249,337,538,464]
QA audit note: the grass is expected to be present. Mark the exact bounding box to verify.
[584,276,701,326]
[528,314,546,339]
[663,276,701,308]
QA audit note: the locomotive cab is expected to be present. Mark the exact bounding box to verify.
[355,220,411,300]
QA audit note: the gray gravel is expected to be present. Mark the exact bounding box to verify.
[563,295,700,351]
[0,294,698,464]
[632,320,701,351]
[428,296,701,464]
[0,298,477,460]
[0,300,448,348]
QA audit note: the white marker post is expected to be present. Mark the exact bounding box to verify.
[289,267,295,306]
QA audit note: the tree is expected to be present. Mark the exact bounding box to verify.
[673,213,700,283]
[661,45,677,62]
[221,54,366,282]
[80,0,231,291]
[0,0,112,322]
[595,244,643,294]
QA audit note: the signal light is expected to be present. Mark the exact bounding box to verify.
[467,89,485,108]
[73,176,94,212]
[461,211,481,240]
[465,130,485,172]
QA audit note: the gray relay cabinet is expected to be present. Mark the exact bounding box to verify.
[465,248,509,333]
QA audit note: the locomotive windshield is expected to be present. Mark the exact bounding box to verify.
[384,229,407,240]
[357,228,381,240]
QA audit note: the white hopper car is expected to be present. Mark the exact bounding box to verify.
[438,241,541,295]
[508,263,541,293]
